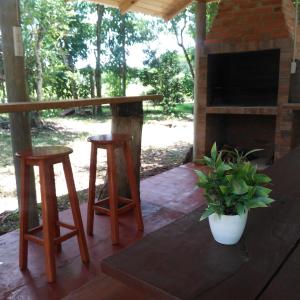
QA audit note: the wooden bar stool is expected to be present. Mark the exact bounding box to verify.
[87,134,144,245]
[16,146,89,283]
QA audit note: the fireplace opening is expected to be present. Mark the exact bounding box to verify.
[205,114,276,166]
[207,49,280,107]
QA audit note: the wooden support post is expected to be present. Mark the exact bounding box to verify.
[193,0,206,160]
[111,102,143,198]
[0,0,38,228]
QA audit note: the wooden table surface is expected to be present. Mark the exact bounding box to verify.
[101,147,300,300]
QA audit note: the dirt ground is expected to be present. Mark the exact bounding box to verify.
[0,117,193,215]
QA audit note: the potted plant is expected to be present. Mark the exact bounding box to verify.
[196,143,274,245]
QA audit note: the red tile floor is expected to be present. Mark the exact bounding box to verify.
[0,164,205,300]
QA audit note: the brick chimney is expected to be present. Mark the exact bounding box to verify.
[195,0,300,161]
[206,0,297,45]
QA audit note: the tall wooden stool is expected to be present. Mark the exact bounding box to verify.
[87,134,144,245]
[16,146,89,283]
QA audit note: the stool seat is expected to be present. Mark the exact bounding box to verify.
[87,133,144,244]
[16,146,73,160]
[17,146,89,283]
[88,134,132,146]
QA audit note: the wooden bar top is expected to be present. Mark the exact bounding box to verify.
[101,147,300,300]
[0,95,163,113]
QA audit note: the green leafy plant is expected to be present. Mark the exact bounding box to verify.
[196,143,274,221]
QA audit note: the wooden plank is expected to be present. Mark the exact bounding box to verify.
[0,95,163,113]
[120,0,140,14]
[259,242,300,300]
[80,0,217,20]
[101,147,300,300]
[193,0,206,161]
[163,0,193,21]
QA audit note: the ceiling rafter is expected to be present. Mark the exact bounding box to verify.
[163,0,193,21]
[119,0,140,14]
[78,0,214,21]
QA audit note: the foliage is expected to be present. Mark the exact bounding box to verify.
[104,9,155,96]
[140,50,186,114]
[196,143,274,220]
[15,0,221,108]
[206,2,219,32]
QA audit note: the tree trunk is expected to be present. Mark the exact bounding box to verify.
[32,31,43,127]
[68,58,79,113]
[34,33,43,102]
[0,80,6,102]
[0,0,39,229]
[193,1,206,160]
[90,68,95,98]
[120,14,126,96]
[171,21,195,79]
[90,68,97,115]
[111,102,143,197]
[182,46,194,79]
[95,4,105,114]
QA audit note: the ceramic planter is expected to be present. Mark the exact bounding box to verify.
[208,211,248,245]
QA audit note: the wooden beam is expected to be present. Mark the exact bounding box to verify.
[193,0,206,160]
[0,95,163,113]
[120,0,140,14]
[164,0,193,21]
[77,0,119,9]
[75,0,217,20]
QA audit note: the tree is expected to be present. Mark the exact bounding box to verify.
[140,50,185,114]
[102,10,155,199]
[21,0,71,102]
[59,2,93,100]
[0,0,39,229]
[104,9,154,96]
[95,4,105,98]
[0,33,6,102]
[169,8,195,79]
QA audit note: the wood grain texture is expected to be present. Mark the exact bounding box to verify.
[0,95,162,113]
[87,134,144,245]
[18,147,89,283]
[101,147,300,300]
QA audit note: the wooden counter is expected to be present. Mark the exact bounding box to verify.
[0,95,163,113]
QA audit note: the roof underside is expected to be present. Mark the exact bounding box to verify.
[83,0,211,20]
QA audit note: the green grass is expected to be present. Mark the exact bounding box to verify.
[143,102,194,121]
[174,102,193,115]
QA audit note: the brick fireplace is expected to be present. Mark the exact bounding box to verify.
[197,0,300,161]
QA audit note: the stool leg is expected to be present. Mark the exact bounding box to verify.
[48,165,61,253]
[107,145,119,245]
[87,143,97,236]
[62,156,89,264]
[39,161,56,283]
[19,159,30,271]
[123,141,144,232]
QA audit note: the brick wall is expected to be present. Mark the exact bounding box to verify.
[206,0,296,44]
[194,0,299,160]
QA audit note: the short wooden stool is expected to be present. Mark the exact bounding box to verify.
[87,134,144,244]
[16,146,89,283]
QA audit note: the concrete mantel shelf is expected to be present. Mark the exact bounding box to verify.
[205,106,278,115]
[282,103,300,110]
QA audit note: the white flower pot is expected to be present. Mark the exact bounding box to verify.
[208,211,248,245]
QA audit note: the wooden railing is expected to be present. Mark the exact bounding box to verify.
[0,95,163,113]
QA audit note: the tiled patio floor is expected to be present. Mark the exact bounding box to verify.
[0,164,205,300]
